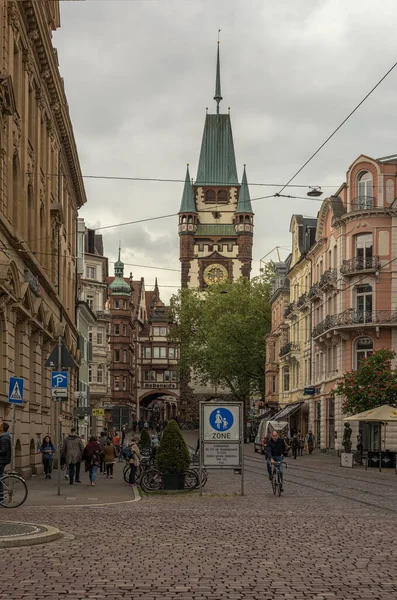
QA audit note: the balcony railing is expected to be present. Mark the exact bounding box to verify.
[283,302,296,319]
[312,309,397,338]
[296,292,309,309]
[352,195,375,210]
[319,268,337,290]
[279,341,300,357]
[308,283,321,300]
[340,256,380,275]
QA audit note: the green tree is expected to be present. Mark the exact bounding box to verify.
[169,274,273,409]
[139,428,151,449]
[156,420,191,474]
[331,348,397,414]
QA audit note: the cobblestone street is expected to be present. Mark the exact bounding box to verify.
[2,443,397,600]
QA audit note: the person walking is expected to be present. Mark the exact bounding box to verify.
[62,428,84,485]
[82,436,101,486]
[128,438,141,487]
[297,431,304,456]
[99,431,106,474]
[112,431,120,458]
[40,435,55,478]
[104,440,116,478]
[291,434,299,460]
[306,430,315,455]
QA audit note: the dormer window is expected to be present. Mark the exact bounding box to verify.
[217,189,228,203]
[205,189,216,203]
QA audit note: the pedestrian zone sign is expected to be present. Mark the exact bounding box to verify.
[202,404,241,441]
[8,377,24,405]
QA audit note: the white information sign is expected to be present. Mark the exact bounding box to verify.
[203,443,241,468]
[340,452,354,468]
[199,401,244,495]
[202,404,241,441]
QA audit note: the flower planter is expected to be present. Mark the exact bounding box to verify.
[163,473,185,490]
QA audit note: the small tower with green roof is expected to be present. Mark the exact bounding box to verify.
[108,248,131,297]
[235,165,254,278]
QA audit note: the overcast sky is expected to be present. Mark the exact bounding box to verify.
[54,0,397,301]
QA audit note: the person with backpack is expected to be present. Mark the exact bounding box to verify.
[82,436,101,486]
[40,435,55,478]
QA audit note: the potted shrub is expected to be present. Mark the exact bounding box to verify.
[139,428,151,450]
[156,420,191,490]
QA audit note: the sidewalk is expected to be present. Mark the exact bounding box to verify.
[24,462,139,507]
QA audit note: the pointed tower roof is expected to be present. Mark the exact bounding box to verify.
[236,166,254,214]
[179,165,196,213]
[214,41,222,114]
[195,43,238,186]
[108,248,131,296]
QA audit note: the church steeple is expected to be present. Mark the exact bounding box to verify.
[214,41,222,114]
[109,247,131,296]
[236,165,254,214]
[179,164,196,213]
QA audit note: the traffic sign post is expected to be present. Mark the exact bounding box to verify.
[8,377,24,472]
[199,401,244,497]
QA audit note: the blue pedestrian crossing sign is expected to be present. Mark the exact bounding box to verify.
[8,377,24,405]
[209,407,234,432]
[51,371,68,389]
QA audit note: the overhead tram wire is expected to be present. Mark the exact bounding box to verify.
[277,58,397,195]
[12,191,324,250]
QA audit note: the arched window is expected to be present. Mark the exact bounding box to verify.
[181,215,186,224]
[283,366,290,391]
[205,189,216,203]
[188,215,193,224]
[245,215,250,223]
[239,215,243,223]
[355,337,373,369]
[217,189,228,203]
[356,171,373,209]
[355,284,372,323]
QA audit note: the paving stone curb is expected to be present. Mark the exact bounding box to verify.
[0,522,62,548]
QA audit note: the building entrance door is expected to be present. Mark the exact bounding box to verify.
[327,397,335,450]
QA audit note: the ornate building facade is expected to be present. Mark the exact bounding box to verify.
[0,1,86,475]
[178,45,254,290]
[266,154,397,452]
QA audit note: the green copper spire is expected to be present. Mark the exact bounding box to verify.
[109,247,131,296]
[236,165,254,214]
[179,164,196,212]
[214,41,222,114]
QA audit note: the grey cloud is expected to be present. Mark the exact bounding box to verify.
[54,0,397,301]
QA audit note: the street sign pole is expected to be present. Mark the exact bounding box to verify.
[10,404,16,472]
[57,336,62,497]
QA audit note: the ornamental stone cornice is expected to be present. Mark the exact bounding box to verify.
[340,207,389,224]
[20,0,87,209]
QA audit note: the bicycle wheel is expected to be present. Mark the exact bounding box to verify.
[184,469,199,491]
[0,474,28,508]
[278,478,283,496]
[271,471,277,495]
[123,465,131,483]
[197,468,208,487]
[140,469,162,492]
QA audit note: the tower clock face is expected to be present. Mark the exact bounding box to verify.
[203,263,228,285]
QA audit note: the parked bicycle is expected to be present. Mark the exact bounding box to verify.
[140,467,200,493]
[0,471,28,508]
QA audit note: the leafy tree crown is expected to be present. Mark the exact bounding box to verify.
[331,348,397,414]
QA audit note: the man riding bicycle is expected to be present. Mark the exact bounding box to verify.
[266,430,286,491]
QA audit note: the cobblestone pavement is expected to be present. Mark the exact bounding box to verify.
[2,443,397,599]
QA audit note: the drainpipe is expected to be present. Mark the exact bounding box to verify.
[305,252,313,382]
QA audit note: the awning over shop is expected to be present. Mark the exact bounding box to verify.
[272,401,305,422]
[255,408,274,421]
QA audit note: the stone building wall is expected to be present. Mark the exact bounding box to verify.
[0,2,86,476]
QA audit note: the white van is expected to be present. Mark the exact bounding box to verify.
[254,420,290,455]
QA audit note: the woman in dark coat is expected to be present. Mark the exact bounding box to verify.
[40,436,55,479]
[82,436,101,486]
